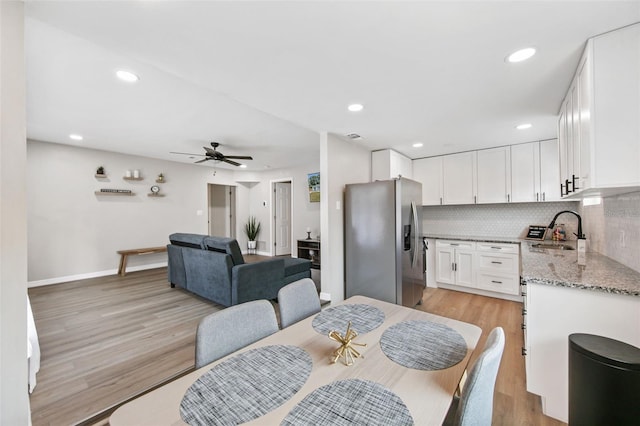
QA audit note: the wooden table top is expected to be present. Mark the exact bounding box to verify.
[110,295,482,425]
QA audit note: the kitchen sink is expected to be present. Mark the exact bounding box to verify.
[531,243,575,250]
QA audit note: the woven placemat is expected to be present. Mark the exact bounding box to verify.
[281,379,414,426]
[312,304,385,335]
[380,320,468,370]
[180,345,312,425]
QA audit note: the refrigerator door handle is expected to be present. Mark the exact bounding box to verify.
[411,201,419,268]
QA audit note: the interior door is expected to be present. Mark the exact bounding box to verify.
[208,184,236,238]
[274,182,291,256]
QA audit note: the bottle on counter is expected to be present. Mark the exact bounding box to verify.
[559,224,566,241]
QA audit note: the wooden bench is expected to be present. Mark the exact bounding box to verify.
[117,246,167,276]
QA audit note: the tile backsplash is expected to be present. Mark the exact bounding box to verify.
[580,191,640,273]
[422,201,580,239]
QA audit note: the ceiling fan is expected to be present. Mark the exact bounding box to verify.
[171,142,253,166]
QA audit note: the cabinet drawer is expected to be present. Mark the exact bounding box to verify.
[436,240,475,250]
[476,242,519,254]
[477,273,520,295]
[477,253,518,274]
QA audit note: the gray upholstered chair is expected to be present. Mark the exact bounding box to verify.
[277,278,321,328]
[194,299,279,368]
[443,326,505,426]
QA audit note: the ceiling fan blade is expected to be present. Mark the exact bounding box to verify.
[223,155,253,160]
[170,151,205,156]
[222,158,241,167]
[203,147,216,156]
[194,158,210,164]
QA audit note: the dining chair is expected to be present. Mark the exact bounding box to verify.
[443,326,505,426]
[277,278,321,328]
[195,299,279,368]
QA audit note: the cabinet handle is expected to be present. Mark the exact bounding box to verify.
[536,192,539,202]
[560,183,565,196]
[440,197,443,205]
[521,291,527,296]
[491,261,503,264]
[474,195,477,204]
[490,246,502,250]
[522,347,527,356]
[522,308,527,315]
[451,263,455,271]
[572,174,580,192]
[542,192,546,201]
[491,280,503,284]
[450,243,459,246]
[521,323,526,330]
[565,178,572,194]
[507,194,510,202]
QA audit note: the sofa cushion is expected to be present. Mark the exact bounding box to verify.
[283,258,312,276]
[169,233,207,249]
[204,237,245,265]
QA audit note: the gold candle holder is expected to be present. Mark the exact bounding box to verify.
[328,321,366,366]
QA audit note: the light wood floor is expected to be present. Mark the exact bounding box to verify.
[418,287,564,426]
[29,268,564,426]
[28,268,224,426]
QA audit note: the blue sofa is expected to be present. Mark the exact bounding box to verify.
[167,233,311,306]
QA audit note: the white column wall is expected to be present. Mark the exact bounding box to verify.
[319,132,370,301]
[0,1,30,423]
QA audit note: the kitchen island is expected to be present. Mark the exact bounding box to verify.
[520,241,640,423]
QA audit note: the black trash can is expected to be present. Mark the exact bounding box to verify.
[569,333,640,425]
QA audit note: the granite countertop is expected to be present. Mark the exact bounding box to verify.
[423,234,522,244]
[520,241,640,297]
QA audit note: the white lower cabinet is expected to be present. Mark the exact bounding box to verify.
[525,283,640,423]
[435,240,520,299]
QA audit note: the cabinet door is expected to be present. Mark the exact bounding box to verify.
[558,104,569,196]
[476,147,510,203]
[371,150,391,181]
[577,54,591,190]
[442,151,476,205]
[435,246,455,284]
[510,142,539,202]
[455,249,475,288]
[413,157,443,205]
[391,150,413,180]
[539,139,561,201]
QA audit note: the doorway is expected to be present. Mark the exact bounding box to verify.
[208,184,236,238]
[272,180,293,256]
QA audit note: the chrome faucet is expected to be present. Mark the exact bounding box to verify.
[548,210,585,240]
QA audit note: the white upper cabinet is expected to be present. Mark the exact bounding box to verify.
[476,147,510,204]
[539,139,561,201]
[511,139,560,203]
[413,156,443,205]
[442,151,476,205]
[559,23,640,198]
[371,149,413,181]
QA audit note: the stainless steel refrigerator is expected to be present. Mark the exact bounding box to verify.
[344,178,424,307]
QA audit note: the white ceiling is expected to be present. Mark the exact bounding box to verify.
[25,1,640,171]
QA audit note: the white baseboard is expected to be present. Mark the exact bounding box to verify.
[319,292,331,301]
[28,262,168,288]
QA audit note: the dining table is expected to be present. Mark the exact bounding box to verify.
[110,295,482,425]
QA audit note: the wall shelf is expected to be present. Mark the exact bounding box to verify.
[95,173,107,179]
[95,191,134,196]
[123,176,143,181]
[147,193,165,197]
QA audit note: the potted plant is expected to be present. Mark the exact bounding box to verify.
[244,216,261,250]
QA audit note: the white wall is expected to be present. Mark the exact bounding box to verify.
[236,161,321,255]
[26,140,249,284]
[0,1,30,423]
[320,132,370,301]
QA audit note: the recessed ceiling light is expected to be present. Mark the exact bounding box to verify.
[116,70,139,83]
[239,164,247,168]
[69,134,83,141]
[506,47,536,63]
[347,103,364,112]
[412,142,424,148]
[516,123,532,130]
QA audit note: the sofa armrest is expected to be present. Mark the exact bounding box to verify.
[232,258,285,305]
